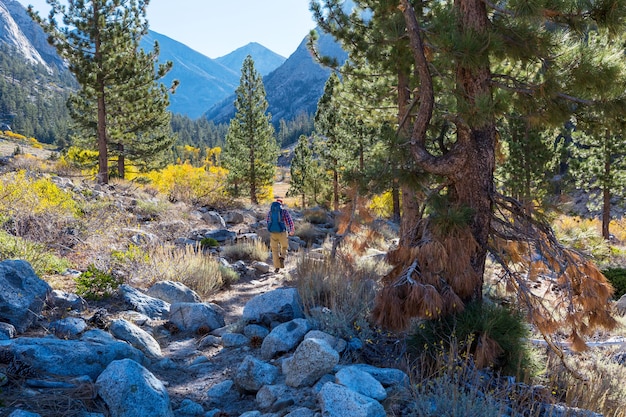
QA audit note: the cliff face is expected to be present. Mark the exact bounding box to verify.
[0,0,64,71]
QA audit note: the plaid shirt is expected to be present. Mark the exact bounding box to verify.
[266,206,295,234]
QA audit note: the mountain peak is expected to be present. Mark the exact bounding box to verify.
[215,42,286,76]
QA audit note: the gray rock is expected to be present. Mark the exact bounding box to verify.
[204,229,236,243]
[174,398,205,416]
[207,379,239,405]
[221,332,249,348]
[242,288,304,325]
[48,290,87,311]
[96,359,173,417]
[223,211,245,225]
[0,260,51,333]
[284,408,316,417]
[243,324,270,339]
[318,382,386,417]
[147,281,202,304]
[48,317,87,338]
[350,363,410,387]
[615,293,626,316]
[109,318,162,360]
[120,284,170,319]
[256,384,289,409]
[0,330,146,379]
[335,366,387,401]
[198,335,221,349]
[544,404,603,417]
[234,355,279,393]
[0,322,16,340]
[201,211,226,228]
[305,330,346,353]
[261,318,311,360]
[251,261,271,274]
[169,302,225,334]
[283,338,339,388]
[239,412,262,417]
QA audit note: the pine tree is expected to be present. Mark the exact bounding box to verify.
[223,55,278,204]
[288,134,314,208]
[571,126,626,240]
[314,73,344,211]
[30,0,175,183]
[312,0,622,348]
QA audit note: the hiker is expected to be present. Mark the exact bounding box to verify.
[266,198,295,273]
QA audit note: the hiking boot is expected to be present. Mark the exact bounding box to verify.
[279,257,285,268]
[274,268,280,273]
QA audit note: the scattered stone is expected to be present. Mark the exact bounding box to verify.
[120,284,170,319]
[0,322,16,340]
[1,329,146,379]
[304,330,347,353]
[207,379,239,405]
[234,355,279,393]
[335,366,387,401]
[221,332,249,348]
[96,359,174,417]
[260,318,311,360]
[47,289,87,311]
[283,338,339,388]
[251,261,271,274]
[147,281,202,304]
[109,318,162,360]
[243,324,270,340]
[168,302,225,334]
[318,382,386,417]
[204,229,236,243]
[0,260,51,333]
[173,398,204,416]
[242,288,304,326]
[48,317,87,338]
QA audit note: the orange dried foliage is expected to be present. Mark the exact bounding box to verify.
[474,333,504,369]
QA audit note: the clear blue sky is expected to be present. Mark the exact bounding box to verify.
[19,0,317,58]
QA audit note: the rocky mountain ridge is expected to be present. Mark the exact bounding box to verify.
[0,0,337,123]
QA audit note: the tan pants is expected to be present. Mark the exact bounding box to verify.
[269,231,289,268]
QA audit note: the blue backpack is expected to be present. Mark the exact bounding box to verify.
[267,201,286,232]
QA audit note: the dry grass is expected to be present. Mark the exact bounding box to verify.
[293,252,381,348]
[220,239,268,263]
[1,380,107,417]
[128,243,231,298]
[541,348,626,417]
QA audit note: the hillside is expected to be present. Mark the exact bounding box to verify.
[0,144,625,417]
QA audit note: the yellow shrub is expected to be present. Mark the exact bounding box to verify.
[144,162,227,205]
[370,190,394,218]
[0,170,79,218]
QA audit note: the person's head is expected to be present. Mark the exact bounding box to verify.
[276,198,283,206]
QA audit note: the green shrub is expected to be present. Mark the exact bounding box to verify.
[74,264,123,300]
[602,267,626,299]
[408,301,536,379]
[0,230,71,276]
[200,237,220,248]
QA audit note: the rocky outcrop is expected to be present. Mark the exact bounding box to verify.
[0,259,619,417]
[0,260,51,333]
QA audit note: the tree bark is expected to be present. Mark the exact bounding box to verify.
[94,8,108,185]
[602,132,611,240]
[401,0,496,301]
[117,143,125,179]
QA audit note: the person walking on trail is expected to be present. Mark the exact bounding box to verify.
[266,198,295,273]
